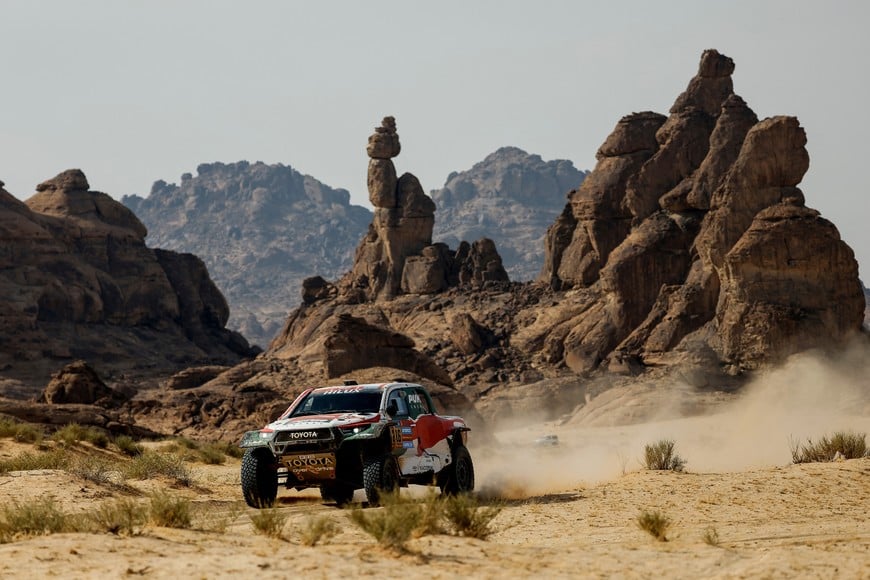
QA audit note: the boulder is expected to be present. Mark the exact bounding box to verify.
[40,360,123,405]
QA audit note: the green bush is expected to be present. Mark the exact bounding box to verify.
[52,423,110,448]
[637,510,671,541]
[643,439,686,471]
[790,431,868,463]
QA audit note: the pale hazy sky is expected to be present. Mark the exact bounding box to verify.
[2,1,868,275]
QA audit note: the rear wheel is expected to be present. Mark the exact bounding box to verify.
[320,483,355,507]
[241,448,278,508]
[363,454,399,506]
[441,444,474,495]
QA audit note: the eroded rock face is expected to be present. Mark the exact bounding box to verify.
[123,161,372,347]
[40,360,123,406]
[431,146,587,282]
[343,117,508,302]
[0,170,256,394]
[540,49,864,372]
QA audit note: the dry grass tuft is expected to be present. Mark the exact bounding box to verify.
[441,493,502,540]
[149,491,193,529]
[790,431,868,463]
[299,514,338,546]
[0,498,70,543]
[123,452,193,486]
[0,449,69,474]
[702,526,720,546]
[0,418,44,444]
[51,423,109,448]
[250,507,288,539]
[637,510,671,541]
[90,498,148,535]
[348,491,421,551]
[113,435,144,457]
[643,439,686,471]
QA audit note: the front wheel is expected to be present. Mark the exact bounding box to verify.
[241,448,278,508]
[441,444,474,495]
[363,454,399,506]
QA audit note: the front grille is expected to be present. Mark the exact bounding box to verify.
[271,428,339,456]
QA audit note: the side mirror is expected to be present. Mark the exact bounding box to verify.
[386,400,399,418]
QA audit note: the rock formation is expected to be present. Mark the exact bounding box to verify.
[0,170,255,395]
[122,161,372,346]
[39,360,126,406]
[431,147,588,281]
[340,117,509,303]
[540,49,864,372]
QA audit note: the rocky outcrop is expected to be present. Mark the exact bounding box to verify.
[39,360,125,406]
[540,49,864,373]
[431,147,588,281]
[123,161,372,346]
[0,170,255,395]
[340,117,509,303]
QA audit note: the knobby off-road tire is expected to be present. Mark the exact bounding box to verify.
[241,448,278,508]
[441,444,475,495]
[363,454,399,506]
[320,483,355,507]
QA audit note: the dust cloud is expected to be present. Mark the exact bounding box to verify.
[471,342,870,498]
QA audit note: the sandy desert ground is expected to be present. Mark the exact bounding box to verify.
[1,351,869,579]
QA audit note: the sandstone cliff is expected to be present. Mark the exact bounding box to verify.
[431,147,588,281]
[0,170,255,396]
[539,49,864,373]
[122,162,372,346]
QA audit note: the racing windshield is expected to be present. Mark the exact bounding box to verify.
[290,390,382,416]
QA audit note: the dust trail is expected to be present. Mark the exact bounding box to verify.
[471,342,870,498]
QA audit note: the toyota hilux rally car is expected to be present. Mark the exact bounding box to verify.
[238,381,474,507]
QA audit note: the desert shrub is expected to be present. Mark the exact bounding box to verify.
[441,494,502,540]
[69,456,120,486]
[52,423,110,449]
[0,419,44,444]
[113,435,144,457]
[196,502,244,533]
[123,452,193,486]
[213,440,244,459]
[348,491,422,551]
[0,498,69,542]
[90,498,148,535]
[174,437,199,450]
[702,526,720,546]
[197,444,227,465]
[643,439,686,471]
[149,491,193,529]
[299,514,339,546]
[0,449,69,473]
[790,431,868,463]
[637,510,671,541]
[250,507,288,539]
[414,491,447,537]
